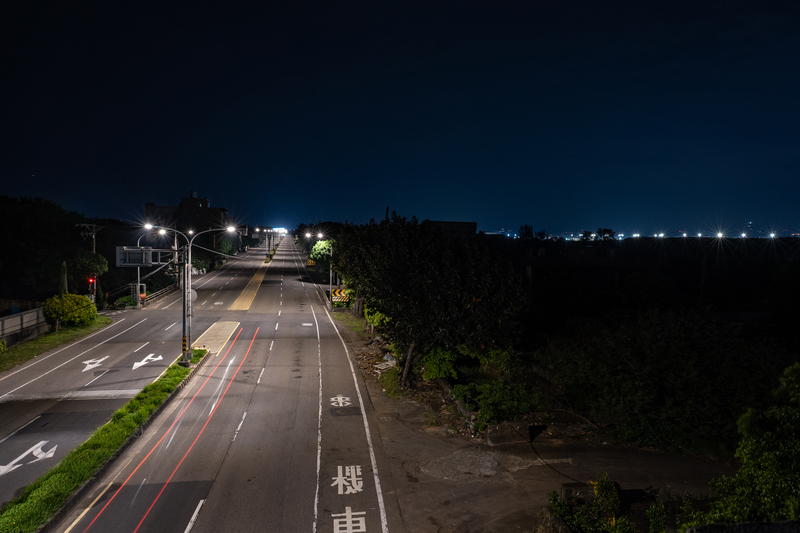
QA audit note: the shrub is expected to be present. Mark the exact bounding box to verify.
[453,381,544,430]
[549,472,638,533]
[43,294,98,327]
[364,306,391,328]
[422,347,459,380]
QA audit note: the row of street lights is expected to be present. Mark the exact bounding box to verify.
[143,223,236,363]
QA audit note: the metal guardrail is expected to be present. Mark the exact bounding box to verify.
[145,284,178,304]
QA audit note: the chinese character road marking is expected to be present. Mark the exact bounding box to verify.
[330,395,351,407]
[82,356,109,372]
[332,507,367,533]
[331,465,363,494]
[0,441,58,477]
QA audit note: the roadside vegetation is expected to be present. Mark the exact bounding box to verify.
[0,351,207,533]
[549,363,800,531]
[300,216,799,527]
[0,316,112,373]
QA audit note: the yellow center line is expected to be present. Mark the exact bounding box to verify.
[228,261,270,310]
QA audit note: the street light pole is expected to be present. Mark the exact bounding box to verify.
[144,224,235,363]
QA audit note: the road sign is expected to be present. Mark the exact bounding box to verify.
[115,246,175,267]
[331,289,349,302]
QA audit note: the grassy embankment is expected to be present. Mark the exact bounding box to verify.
[0,348,207,533]
[0,317,113,374]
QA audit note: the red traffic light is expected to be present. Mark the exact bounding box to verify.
[88,277,95,283]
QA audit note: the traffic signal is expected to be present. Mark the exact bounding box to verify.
[88,277,95,284]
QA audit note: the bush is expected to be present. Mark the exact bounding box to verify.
[453,381,544,430]
[43,294,98,327]
[680,362,800,529]
[549,472,638,533]
[364,306,391,328]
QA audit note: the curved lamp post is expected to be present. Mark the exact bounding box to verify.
[145,224,235,362]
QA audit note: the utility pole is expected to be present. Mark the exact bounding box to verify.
[76,223,103,303]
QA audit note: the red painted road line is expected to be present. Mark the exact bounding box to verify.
[132,328,260,533]
[82,328,244,533]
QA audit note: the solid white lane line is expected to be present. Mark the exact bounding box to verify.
[133,341,149,353]
[0,319,125,384]
[0,319,148,400]
[310,302,323,533]
[0,415,41,444]
[165,322,177,330]
[324,293,390,531]
[183,500,205,533]
[83,369,110,387]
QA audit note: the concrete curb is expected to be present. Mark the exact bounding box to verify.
[38,350,215,533]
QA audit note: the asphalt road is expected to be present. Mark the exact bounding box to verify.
[0,250,252,505]
[52,238,402,533]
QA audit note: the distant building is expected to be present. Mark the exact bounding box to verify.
[144,190,235,232]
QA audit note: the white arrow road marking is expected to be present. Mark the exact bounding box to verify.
[82,356,110,372]
[0,441,58,476]
[133,354,163,370]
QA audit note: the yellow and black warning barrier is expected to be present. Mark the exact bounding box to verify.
[331,289,349,303]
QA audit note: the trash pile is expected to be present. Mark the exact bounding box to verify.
[354,336,396,378]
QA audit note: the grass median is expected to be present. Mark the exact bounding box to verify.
[0,317,113,374]
[0,348,207,533]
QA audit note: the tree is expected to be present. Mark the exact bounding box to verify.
[310,239,332,272]
[519,224,534,241]
[535,229,549,240]
[581,230,594,241]
[58,261,69,295]
[597,228,616,240]
[335,213,524,387]
[68,249,108,292]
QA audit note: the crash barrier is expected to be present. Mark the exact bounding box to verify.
[0,307,49,348]
[144,284,179,305]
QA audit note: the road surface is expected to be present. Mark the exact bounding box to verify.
[51,237,402,532]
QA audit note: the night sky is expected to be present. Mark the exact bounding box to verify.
[3,1,799,236]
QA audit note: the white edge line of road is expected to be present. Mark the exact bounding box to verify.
[295,238,390,533]
[322,303,390,533]
[0,319,126,384]
[310,302,323,533]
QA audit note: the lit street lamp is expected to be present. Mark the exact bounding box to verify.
[144,223,235,362]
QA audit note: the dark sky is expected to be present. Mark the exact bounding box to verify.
[3,1,799,236]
